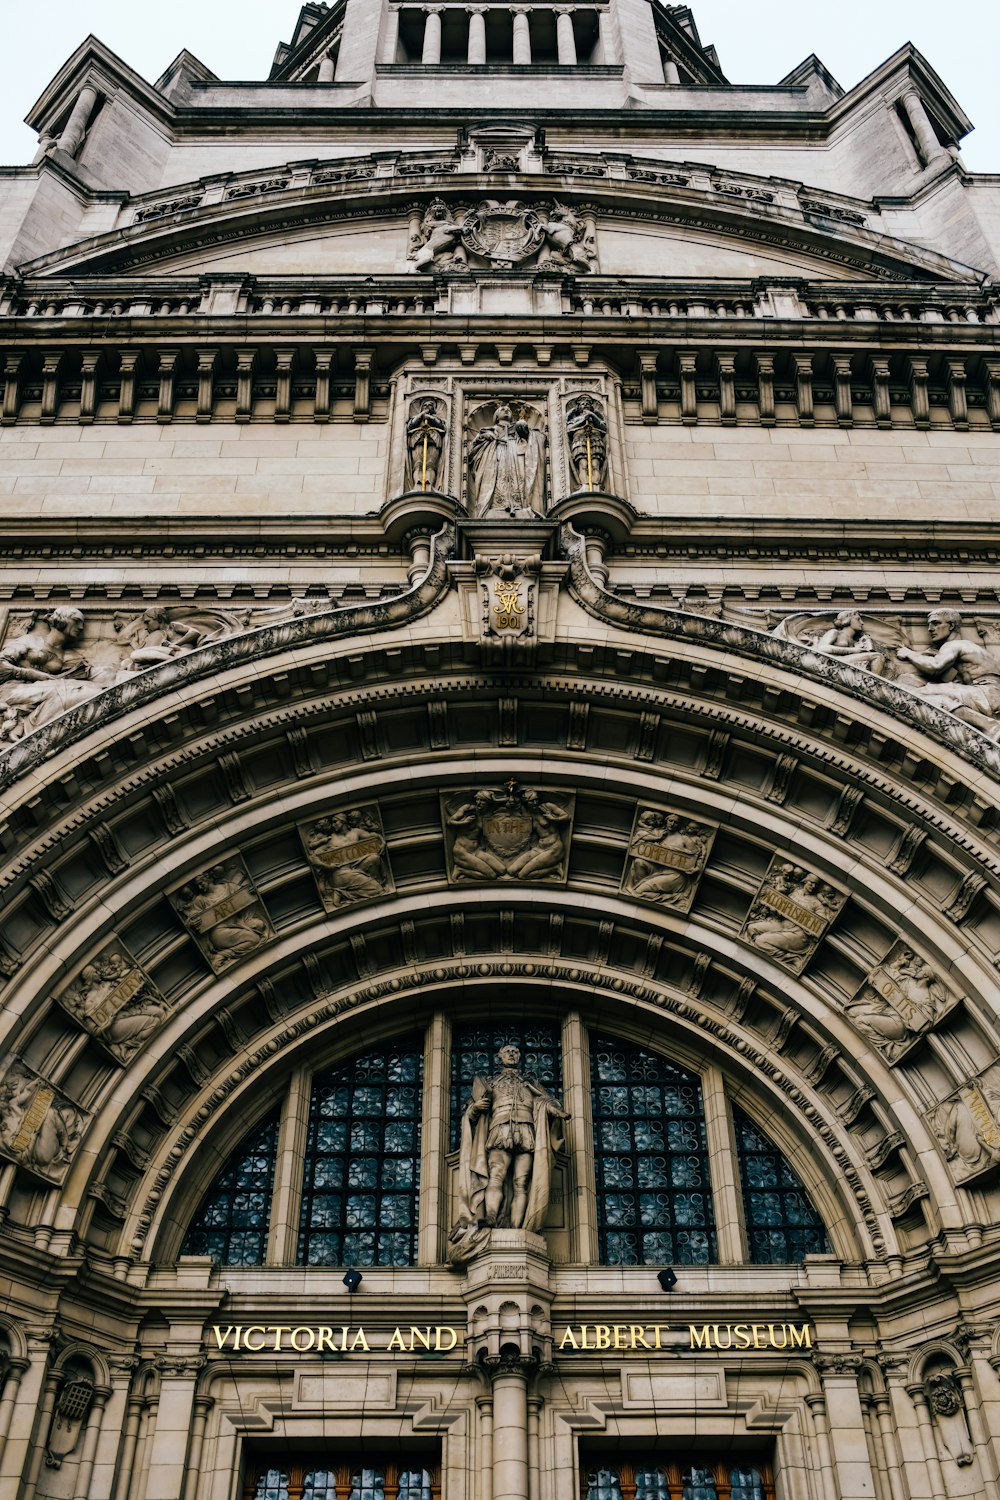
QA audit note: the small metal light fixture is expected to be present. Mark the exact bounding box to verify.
[343,1267,363,1294]
[657,1267,677,1292]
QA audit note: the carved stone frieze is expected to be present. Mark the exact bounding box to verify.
[0,1059,88,1183]
[842,943,958,1064]
[740,857,846,975]
[57,940,171,1064]
[299,805,394,912]
[168,858,274,973]
[621,807,715,914]
[442,781,574,884]
[927,1065,1000,1186]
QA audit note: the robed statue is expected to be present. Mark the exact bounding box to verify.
[468,404,546,518]
[449,1045,569,1263]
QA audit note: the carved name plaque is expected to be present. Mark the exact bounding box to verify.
[741,858,846,975]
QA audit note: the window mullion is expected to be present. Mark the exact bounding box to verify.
[561,1011,598,1264]
[418,1011,451,1265]
[266,1063,312,1265]
[700,1065,745,1264]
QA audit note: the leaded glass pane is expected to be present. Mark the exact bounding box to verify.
[635,1471,669,1500]
[398,1471,433,1500]
[253,1472,289,1500]
[586,1471,623,1500]
[733,1105,830,1264]
[591,1037,716,1265]
[298,1042,423,1267]
[730,1469,765,1500]
[349,1470,386,1500]
[182,1108,280,1266]
[450,1024,561,1148]
[682,1469,718,1500]
[303,1476,337,1500]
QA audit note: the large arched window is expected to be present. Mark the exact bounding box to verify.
[180,1019,837,1269]
[181,1106,280,1265]
[733,1105,829,1263]
[589,1036,715,1266]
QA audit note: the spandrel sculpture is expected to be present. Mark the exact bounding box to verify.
[449,1044,569,1263]
[896,609,1000,736]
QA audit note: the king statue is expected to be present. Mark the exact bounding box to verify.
[449,1045,569,1262]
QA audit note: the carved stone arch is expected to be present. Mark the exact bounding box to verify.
[907,1339,968,1386]
[0,1317,28,1365]
[50,1339,110,1391]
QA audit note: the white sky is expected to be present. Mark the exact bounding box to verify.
[0,0,997,171]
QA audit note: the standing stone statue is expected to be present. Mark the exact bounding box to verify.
[565,393,609,492]
[449,1045,569,1261]
[468,403,546,518]
[404,396,447,492]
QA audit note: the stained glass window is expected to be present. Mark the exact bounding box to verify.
[450,1024,561,1148]
[252,1472,288,1500]
[681,1469,718,1500]
[182,1107,280,1266]
[303,1475,337,1500]
[590,1036,716,1265]
[733,1105,830,1264]
[298,1041,423,1267]
[244,1459,439,1500]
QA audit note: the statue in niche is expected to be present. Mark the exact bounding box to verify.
[404,396,448,493]
[622,809,714,914]
[442,781,573,883]
[896,610,1000,735]
[535,201,597,271]
[565,393,609,492]
[923,1368,974,1467]
[408,198,467,271]
[0,1060,86,1182]
[845,944,953,1064]
[300,806,394,911]
[449,1044,570,1262]
[741,859,845,975]
[171,860,273,973]
[468,403,546,518]
[58,942,170,1064]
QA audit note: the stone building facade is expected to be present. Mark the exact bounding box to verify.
[2,3,1000,1498]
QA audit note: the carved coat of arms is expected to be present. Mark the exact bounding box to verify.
[462,200,544,267]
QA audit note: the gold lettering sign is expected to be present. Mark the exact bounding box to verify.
[687,1323,812,1351]
[962,1086,1000,1150]
[209,1324,459,1354]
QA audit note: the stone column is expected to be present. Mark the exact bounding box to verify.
[422,8,443,64]
[561,1013,597,1261]
[74,1389,110,1500]
[477,1396,494,1500]
[662,54,680,84]
[803,1392,838,1499]
[491,1355,530,1500]
[418,1013,451,1263]
[467,7,487,63]
[906,1383,947,1500]
[700,1065,744,1262]
[899,91,948,168]
[0,1333,55,1488]
[90,1358,137,1500]
[870,1393,904,1500]
[182,1395,215,1500]
[142,1357,205,1500]
[512,9,532,64]
[318,52,336,82]
[58,84,98,157]
[110,1391,146,1500]
[815,1357,879,1500]
[555,10,577,65]
[0,1358,28,1454]
[527,1395,541,1500]
[21,1367,60,1495]
[955,1366,1000,1500]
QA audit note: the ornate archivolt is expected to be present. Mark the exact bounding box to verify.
[4,654,1000,1269]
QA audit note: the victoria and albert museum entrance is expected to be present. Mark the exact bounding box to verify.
[3,1,1000,1497]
